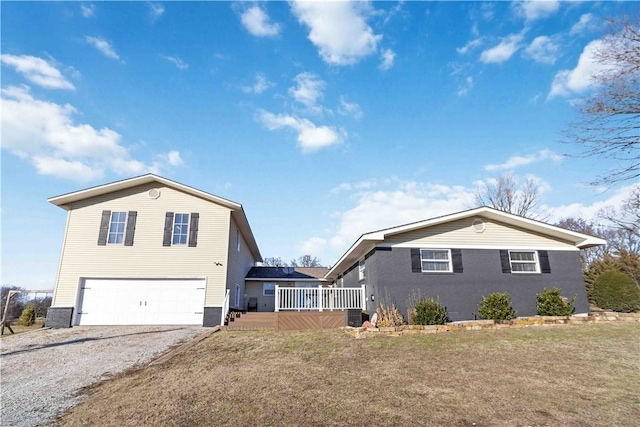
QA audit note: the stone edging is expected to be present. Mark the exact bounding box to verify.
[343,312,640,338]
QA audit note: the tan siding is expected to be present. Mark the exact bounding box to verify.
[226,217,257,310]
[385,216,577,249]
[53,183,231,308]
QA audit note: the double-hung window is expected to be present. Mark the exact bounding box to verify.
[420,249,452,272]
[172,213,189,245]
[509,251,539,273]
[358,260,366,281]
[107,212,127,244]
[263,283,275,296]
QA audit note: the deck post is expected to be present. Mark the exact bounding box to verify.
[318,287,323,312]
[361,284,366,311]
[275,285,280,312]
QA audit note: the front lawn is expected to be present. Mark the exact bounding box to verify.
[60,323,639,426]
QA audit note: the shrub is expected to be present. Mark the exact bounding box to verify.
[375,302,405,327]
[411,297,448,325]
[536,288,576,316]
[17,305,36,326]
[478,292,517,320]
[592,271,640,313]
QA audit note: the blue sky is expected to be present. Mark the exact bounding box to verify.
[1,1,637,289]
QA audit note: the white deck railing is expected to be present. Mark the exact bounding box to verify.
[221,289,230,325]
[275,285,365,312]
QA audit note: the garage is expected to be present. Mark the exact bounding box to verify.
[76,279,206,326]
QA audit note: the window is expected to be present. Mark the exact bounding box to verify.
[509,251,539,273]
[358,260,366,281]
[420,249,452,272]
[107,212,127,244]
[263,283,275,296]
[235,283,241,307]
[172,213,189,245]
[236,228,241,252]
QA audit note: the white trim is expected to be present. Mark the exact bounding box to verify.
[420,249,452,273]
[387,243,580,251]
[508,250,540,274]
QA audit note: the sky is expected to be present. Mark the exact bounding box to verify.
[1,1,638,290]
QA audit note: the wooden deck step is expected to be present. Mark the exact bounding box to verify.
[223,312,277,331]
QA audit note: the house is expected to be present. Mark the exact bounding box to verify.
[324,207,606,322]
[45,174,262,328]
[244,266,329,312]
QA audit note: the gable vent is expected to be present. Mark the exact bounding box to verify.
[148,188,161,199]
[472,219,485,233]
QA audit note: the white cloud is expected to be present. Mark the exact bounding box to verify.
[524,35,560,64]
[480,33,524,64]
[327,181,477,252]
[257,109,343,153]
[456,38,482,55]
[85,36,121,61]
[516,0,560,22]
[570,13,595,36]
[545,184,637,224]
[162,55,188,70]
[288,72,325,111]
[548,39,610,99]
[80,4,95,18]
[242,72,274,94]
[338,96,363,120]
[240,5,280,37]
[149,3,165,19]
[484,149,563,171]
[290,0,382,65]
[378,49,395,71]
[299,237,327,257]
[0,54,75,90]
[0,85,180,182]
[457,76,474,97]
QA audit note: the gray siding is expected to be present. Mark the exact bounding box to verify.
[226,217,257,310]
[364,248,588,322]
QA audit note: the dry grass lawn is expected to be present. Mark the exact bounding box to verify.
[61,323,639,427]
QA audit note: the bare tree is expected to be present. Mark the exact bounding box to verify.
[598,185,640,240]
[262,257,287,267]
[567,16,640,184]
[290,255,322,267]
[474,174,545,219]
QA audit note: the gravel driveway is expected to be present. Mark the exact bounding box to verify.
[0,325,203,427]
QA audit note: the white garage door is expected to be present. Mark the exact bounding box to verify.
[77,279,206,326]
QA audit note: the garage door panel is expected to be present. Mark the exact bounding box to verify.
[77,279,206,326]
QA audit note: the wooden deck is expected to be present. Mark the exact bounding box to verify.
[223,311,347,331]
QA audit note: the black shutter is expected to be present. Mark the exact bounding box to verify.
[411,248,422,273]
[538,250,551,273]
[124,211,137,246]
[452,249,463,273]
[163,212,174,246]
[188,213,199,247]
[500,250,511,273]
[97,210,111,246]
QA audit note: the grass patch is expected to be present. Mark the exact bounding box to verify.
[60,323,639,427]
[0,319,46,337]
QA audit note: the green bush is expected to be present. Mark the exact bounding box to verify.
[411,297,448,325]
[536,288,576,316]
[17,305,36,326]
[592,271,640,313]
[478,292,517,320]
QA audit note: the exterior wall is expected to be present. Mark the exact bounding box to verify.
[52,182,231,314]
[366,247,588,322]
[226,216,257,310]
[384,217,576,249]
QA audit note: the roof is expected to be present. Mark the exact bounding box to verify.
[48,173,262,261]
[246,266,329,281]
[325,206,607,281]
